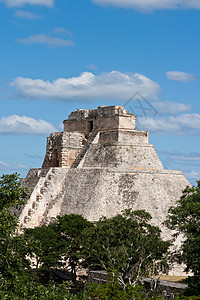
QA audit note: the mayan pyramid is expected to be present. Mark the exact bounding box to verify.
[20,105,190,245]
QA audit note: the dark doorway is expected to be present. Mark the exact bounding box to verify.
[50,149,59,167]
[87,121,93,133]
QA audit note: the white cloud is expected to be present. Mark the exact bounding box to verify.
[159,150,200,164]
[53,27,72,36]
[0,160,29,171]
[0,160,9,169]
[10,71,160,101]
[183,0,200,9]
[16,34,74,47]
[92,0,200,11]
[157,149,200,183]
[139,113,200,135]
[86,64,98,70]
[172,154,200,163]
[13,162,29,169]
[166,71,197,82]
[0,115,57,135]
[153,100,192,115]
[3,0,53,7]
[14,9,40,19]
[184,170,200,180]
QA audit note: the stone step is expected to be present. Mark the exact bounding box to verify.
[48,174,55,180]
[44,180,51,188]
[40,169,49,177]
[36,194,43,201]
[72,131,97,168]
[28,209,34,216]
[32,201,39,209]
[40,187,47,194]
[24,216,31,223]
[52,168,59,174]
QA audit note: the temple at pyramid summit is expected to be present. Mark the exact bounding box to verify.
[20,105,190,243]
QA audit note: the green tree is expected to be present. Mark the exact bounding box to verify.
[0,173,29,280]
[83,210,170,290]
[23,225,65,281]
[82,274,145,300]
[55,214,94,285]
[0,278,78,300]
[165,181,200,295]
[24,214,93,286]
[0,173,79,299]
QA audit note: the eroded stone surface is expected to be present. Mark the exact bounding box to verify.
[20,105,191,275]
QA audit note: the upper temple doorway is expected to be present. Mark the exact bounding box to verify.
[87,120,94,134]
[50,149,59,167]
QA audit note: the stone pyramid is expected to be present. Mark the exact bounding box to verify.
[20,105,190,242]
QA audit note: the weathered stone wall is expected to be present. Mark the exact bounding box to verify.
[63,105,136,134]
[58,169,188,233]
[96,115,136,132]
[20,165,190,276]
[21,167,189,241]
[21,168,43,195]
[98,130,148,144]
[64,120,88,135]
[19,167,68,229]
[42,132,84,168]
[81,143,164,170]
[20,105,191,276]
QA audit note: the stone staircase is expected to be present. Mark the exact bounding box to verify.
[40,181,66,227]
[21,168,49,194]
[18,131,99,231]
[72,131,98,168]
[19,167,67,231]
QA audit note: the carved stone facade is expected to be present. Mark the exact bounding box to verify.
[42,132,84,168]
[20,105,190,275]
[42,105,137,168]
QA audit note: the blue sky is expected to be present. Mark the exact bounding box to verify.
[0,0,200,185]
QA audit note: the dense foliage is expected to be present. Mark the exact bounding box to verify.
[0,173,200,298]
[23,210,170,290]
[0,174,76,299]
[166,181,200,295]
[24,214,93,284]
[55,214,93,285]
[83,210,170,290]
[0,173,29,284]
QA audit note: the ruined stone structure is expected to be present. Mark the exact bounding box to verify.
[20,106,190,274]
